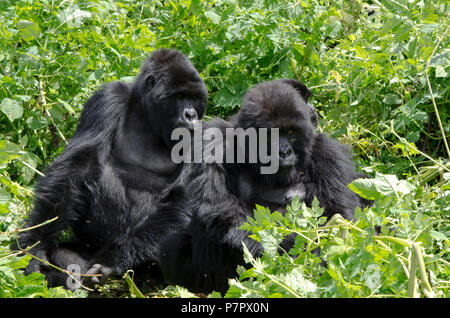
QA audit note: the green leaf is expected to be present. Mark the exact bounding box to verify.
[57,7,92,28]
[361,264,381,292]
[413,111,428,121]
[239,267,256,280]
[310,197,324,217]
[26,116,49,130]
[435,65,449,78]
[259,229,282,257]
[405,131,420,143]
[242,242,257,265]
[430,230,447,241]
[253,204,272,227]
[0,187,11,205]
[326,245,347,257]
[18,20,41,41]
[1,76,14,84]
[290,196,301,212]
[0,140,22,165]
[7,255,31,270]
[382,93,401,105]
[348,173,415,200]
[348,178,383,201]
[1,98,23,122]
[429,52,449,67]
[123,270,146,298]
[57,99,75,115]
[20,152,39,184]
[204,11,221,24]
[283,268,317,296]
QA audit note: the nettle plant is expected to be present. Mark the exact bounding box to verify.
[225,173,448,298]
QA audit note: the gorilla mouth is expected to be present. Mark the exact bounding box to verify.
[279,159,295,168]
[174,119,199,132]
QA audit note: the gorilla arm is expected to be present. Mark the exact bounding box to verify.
[15,156,93,274]
[306,133,367,220]
[156,162,264,294]
[14,81,130,273]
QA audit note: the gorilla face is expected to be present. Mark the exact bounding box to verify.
[236,79,317,186]
[131,49,208,147]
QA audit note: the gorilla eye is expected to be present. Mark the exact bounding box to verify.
[286,129,295,137]
[285,129,296,142]
[145,74,156,87]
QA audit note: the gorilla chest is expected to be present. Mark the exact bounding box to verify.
[107,126,179,193]
[84,162,168,229]
[236,174,306,211]
[108,152,179,193]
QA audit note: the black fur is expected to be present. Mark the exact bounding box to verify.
[15,48,207,288]
[157,79,370,294]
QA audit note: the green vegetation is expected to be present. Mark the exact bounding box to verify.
[0,0,448,298]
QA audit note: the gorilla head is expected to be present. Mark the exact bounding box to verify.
[233,78,369,219]
[235,79,318,186]
[130,49,208,146]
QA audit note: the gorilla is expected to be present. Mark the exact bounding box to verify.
[233,79,369,220]
[15,48,208,288]
[156,79,370,294]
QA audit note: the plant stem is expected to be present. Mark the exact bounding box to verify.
[425,27,450,159]
[407,249,419,298]
[38,79,68,145]
[24,249,95,291]
[2,216,58,235]
[19,159,45,177]
[411,243,435,298]
[124,270,147,298]
[387,122,450,172]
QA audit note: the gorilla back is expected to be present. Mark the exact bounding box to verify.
[15,48,207,288]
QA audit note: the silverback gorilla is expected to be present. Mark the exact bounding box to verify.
[157,79,370,294]
[15,49,208,288]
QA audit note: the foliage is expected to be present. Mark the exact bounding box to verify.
[0,0,448,297]
[0,252,86,297]
[227,172,449,298]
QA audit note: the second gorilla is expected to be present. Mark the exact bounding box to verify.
[157,79,370,294]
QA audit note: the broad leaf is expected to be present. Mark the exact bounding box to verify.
[1,98,23,122]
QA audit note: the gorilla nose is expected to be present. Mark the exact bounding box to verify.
[279,147,293,159]
[279,147,294,167]
[183,108,198,124]
[181,108,198,131]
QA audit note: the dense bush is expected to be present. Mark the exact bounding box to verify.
[0,0,448,298]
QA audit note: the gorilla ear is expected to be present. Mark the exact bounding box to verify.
[280,78,311,102]
[308,103,319,127]
[280,79,318,127]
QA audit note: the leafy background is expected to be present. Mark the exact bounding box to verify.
[0,0,448,298]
